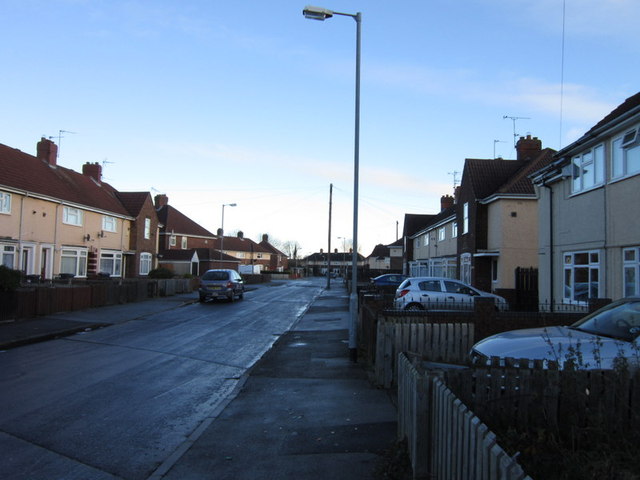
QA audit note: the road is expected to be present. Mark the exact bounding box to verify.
[0,278,324,480]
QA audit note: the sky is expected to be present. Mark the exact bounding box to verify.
[2,0,639,258]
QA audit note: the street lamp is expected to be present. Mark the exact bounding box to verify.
[303,5,361,362]
[220,203,237,262]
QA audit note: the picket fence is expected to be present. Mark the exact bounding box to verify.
[375,318,474,388]
[397,353,531,480]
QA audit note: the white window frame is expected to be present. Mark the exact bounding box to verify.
[99,250,122,277]
[140,252,152,276]
[63,206,83,226]
[60,248,88,277]
[0,192,11,214]
[102,215,117,233]
[181,237,187,249]
[423,234,429,246]
[623,247,640,297]
[438,227,446,242]
[460,253,472,284]
[144,218,151,239]
[571,144,604,194]
[1,244,16,268]
[563,250,600,303]
[462,203,469,234]
[169,235,176,247]
[612,128,640,180]
[452,222,458,238]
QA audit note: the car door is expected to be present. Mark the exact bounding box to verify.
[443,280,477,310]
[416,279,446,309]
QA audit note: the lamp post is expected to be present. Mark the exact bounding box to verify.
[220,203,237,262]
[303,5,361,361]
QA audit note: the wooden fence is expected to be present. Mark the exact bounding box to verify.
[397,353,531,480]
[0,278,197,321]
[375,318,474,388]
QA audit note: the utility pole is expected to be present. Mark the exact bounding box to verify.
[327,183,333,289]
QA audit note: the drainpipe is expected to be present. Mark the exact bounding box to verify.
[543,182,554,306]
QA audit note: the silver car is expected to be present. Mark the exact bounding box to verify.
[393,276,508,311]
[199,269,245,303]
[469,298,640,370]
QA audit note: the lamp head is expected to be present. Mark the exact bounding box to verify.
[303,5,333,20]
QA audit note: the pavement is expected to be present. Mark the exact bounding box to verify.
[0,280,399,480]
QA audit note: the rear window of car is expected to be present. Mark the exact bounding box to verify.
[202,271,230,281]
[419,280,442,292]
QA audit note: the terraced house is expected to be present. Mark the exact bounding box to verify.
[0,138,160,280]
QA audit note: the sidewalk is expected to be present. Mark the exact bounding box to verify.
[0,281,400,479]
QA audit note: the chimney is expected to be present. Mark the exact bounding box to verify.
[262,234,269,243]
[37,137,58,166]
[440,194,454,211]
[216,228,223,236]
[154,194,168,208]
[515,135,542,161]
[237,231,244,239]
[82,162,102,182]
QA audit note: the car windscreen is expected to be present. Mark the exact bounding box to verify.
[202,271,229,281]
[572,300,640,342]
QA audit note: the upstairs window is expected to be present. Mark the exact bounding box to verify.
[462,203,469,234]
[423,234,429,246]
[452,222,458,238]
[0,192,11,214]
[169,235,176,247]
[144,218,151,239]
[102,215,117,233]
[612,128,640,179]
[63,206,83,226]
[181,237,187,249]
[438,227,446,241]
[571,144,604,193]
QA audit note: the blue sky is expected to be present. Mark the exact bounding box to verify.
[2,0,639,257]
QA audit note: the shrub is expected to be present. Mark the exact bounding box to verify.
[148,268,174,279]
[0,265,21,291]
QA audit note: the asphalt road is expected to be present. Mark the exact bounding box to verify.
[0,279,324,480]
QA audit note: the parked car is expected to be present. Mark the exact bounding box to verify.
[370,274,407,288]
[393,277,508,311]
[469,298,640,369]
[199,269,244,303]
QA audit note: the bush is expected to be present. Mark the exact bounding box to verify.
[148,268,174,279]
[0,265,21,291]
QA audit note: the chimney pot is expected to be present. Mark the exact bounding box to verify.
[515,135,542,161]
[82,162,102,182]
[440,194,454,211]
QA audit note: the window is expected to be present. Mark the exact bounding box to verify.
[1,244,16,268]
[438,227,446,241]
[452,222,458,238]
[460,253,472,284]
[169,235,176,247]
[564,250,600,303]
[462,203,469,234]
[0,192,11,214]
[140,252,152,275]
[419,280,442,292]
[423,234,429,246]
[624,247,640,297]
[144,218,151,239]
[571,144,604,193]
[63,206,83,226]
[181,237,187,249]
[60,248,87,277]
[612,129,640,179]
[102,215,117,233]
[99,251,122,277]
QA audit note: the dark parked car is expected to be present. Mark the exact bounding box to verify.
[470,297,640,369]
[370,274,408,288]
[199,269,244,303]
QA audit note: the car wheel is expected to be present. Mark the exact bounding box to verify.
[405,303,424,311]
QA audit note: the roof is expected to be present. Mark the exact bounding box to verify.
[117,192,152,217]
[0,142,130,216]
[402,214,435,238]
[157,204,215,237]
[367,244,390,259]
[218,235,270,254]
[258,239,288,257]
[464,148,555,201]
[304,251,365,262]
[585,91,640,137]
[412,206,457,237]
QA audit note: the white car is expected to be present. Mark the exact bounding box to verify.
[470,298,640,370]
[393,277,508,311]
